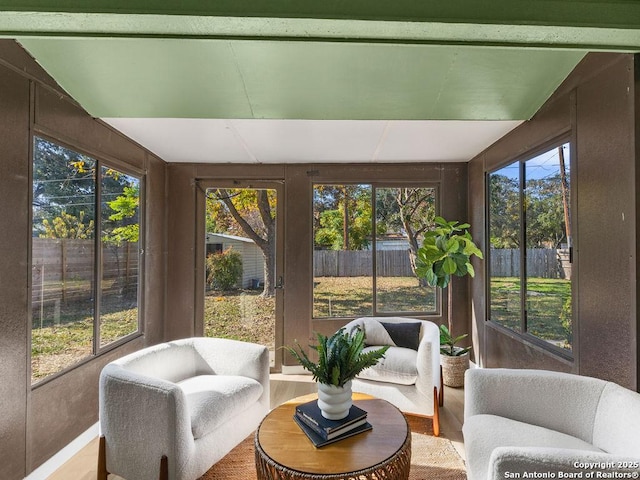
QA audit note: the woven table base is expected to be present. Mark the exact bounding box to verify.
[254,430,410,480]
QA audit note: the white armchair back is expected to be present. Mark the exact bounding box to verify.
[99,337,270,480]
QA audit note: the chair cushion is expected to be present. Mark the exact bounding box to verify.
[177,375,263,439]
[380,322,421,350]
[357,346,418,385]
[463,414,603,480]
[361,318,422,350]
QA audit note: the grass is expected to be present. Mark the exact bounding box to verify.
[31,294,138,383]
[31,275,572,382]
[312,276,436,317]
[203,289,275,349]
[490,277,571,350]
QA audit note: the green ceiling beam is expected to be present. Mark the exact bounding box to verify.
[0,1,639,28]
[2,1,640,50]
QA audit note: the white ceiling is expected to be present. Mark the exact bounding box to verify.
[102,118,523,164]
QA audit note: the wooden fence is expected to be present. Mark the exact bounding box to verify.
[32,238,139,305]
[314,250,414,277]
[490,248,571,279]
[314,248,571,279]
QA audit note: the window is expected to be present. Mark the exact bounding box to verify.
[313,184,437,318]
[31,137,142,384]
[488,142,573,353]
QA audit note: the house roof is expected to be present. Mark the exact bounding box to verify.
[206,233,256,244]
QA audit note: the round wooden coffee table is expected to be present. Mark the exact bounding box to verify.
[255,392,411,480]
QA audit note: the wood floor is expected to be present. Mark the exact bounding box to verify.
[47,374,465,480]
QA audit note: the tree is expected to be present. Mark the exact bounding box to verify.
[102,185,140,246]
[100,181,140,292]
[525,175,567,248]
[313,185,373,250]
[33,137,139,239]
[40,211,94,239]
[490,172,569,249]
[488,174,520,248]
[33,138,96,237]
[376,187,436,285]
[207,188,277,296]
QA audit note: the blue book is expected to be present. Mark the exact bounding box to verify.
[293,414,373,448]
[295,400,368,439]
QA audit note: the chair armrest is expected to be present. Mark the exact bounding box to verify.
[488,447,640,480]
[464,368,607,442]
[415,321,440,396]
[99,364,194,478]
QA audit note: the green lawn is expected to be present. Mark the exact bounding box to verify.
[490,277,571,350]
[312,276,436,317]
[31,303,138,383]
[32,275,572,382]
[204,290,275,349]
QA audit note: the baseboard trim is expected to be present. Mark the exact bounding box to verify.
[281,364,308,375]
[24,422,98,480]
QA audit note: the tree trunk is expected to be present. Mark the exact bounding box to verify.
[447,279,453,335]
[397,188,428,287]
[262,243,276,297]
[215,189,277,296]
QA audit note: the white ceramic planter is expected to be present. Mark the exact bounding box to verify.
[317,380,353,420]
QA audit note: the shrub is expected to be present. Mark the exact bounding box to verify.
[206,248,243,290]
[560,296,572,347]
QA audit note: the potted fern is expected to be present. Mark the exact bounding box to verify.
[285,327,388,419]
[416,216,483,387]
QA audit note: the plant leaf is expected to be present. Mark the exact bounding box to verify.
[466,262,475,277]
[443,257,457,275]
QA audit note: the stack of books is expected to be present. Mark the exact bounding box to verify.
[293,400,372,447]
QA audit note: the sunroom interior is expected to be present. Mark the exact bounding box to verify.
[1,2,639,479]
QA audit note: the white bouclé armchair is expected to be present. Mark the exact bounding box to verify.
[98,337,270,480]
[342,316,443,435]
[463,368,640,480]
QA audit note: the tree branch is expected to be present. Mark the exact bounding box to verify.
[214,189,268,250]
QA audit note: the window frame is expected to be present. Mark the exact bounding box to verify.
[312,181,441,320]
[30,133,145,387]
[485,136,574,360]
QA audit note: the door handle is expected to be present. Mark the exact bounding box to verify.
[275,276,284,289]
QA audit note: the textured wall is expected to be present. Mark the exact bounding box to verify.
[0,59,30,480]
[0,40,168,478]
[468,53,638,390]
[575,55,636,386]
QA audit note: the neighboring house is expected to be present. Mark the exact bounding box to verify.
[206,233,265,288]
[374,235,411,251]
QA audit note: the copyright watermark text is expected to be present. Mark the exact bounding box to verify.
[504,467,639,479]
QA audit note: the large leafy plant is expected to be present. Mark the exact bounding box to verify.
[415,216,483,288]
[285,328,388,387]
[416,216,483,356]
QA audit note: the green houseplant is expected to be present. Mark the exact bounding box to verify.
[416,216,483,387]
[285,327,388,419]
[439,324,472,357]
